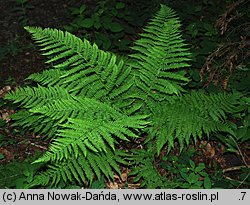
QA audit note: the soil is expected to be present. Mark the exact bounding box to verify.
[0,0,89,84]
[0,0,249,188]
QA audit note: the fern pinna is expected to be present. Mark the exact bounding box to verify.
[5,5,242,188]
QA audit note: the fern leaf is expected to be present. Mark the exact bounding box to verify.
[150,91,242,153]
[129,5,191,103]
[24,26,133,101]
[29,149,123,187]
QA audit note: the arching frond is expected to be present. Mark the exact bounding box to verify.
[129,5,191,104]
[28,149,127,187]
[149,91,242,153]
[25,27,133,101]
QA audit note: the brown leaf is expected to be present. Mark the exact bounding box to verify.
[106,182,119,189]
[0,147,14,162]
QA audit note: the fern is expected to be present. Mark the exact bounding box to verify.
[4,5,244,187]
[35,116,148,163]
[129,145,178,188]
[6,85,148,187]
[28,148,126,187]
[129,5,191,104]
[148,90,242,153]
[24,26,133,102]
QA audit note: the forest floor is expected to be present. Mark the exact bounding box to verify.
[0,0,82,83]
[0,0,249,188]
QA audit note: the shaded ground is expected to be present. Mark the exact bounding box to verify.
[0,0,87,84]
[0,0,249,188]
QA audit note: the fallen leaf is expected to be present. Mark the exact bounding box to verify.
[106,182,119,189]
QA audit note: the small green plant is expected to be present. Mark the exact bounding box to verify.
[130,146,212,188]
[63,0,156,52]
[13,0,34,26]
[90,177,105,189]
[162,148,212,188]
[0,157,42,188]
[4,5,245,188]
[216,96,250,153]
[174,159,211,189]
[0,40,23,61]
[64,1,130,51]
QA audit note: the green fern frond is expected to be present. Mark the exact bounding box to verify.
[28,148,126,187]
[149,91,242,153]
[130,159,167,188]
[10,110,58,137]
[27,69,65,85]
[35,114,149,164]
[5,85,72,109]
[5,85,73,137]
[129,5,191,102]
[129,146,177,188]
[24,27,133,101]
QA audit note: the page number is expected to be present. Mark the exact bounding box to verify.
[240,192,246,200]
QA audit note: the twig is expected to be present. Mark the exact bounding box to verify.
[225,166,250,189]
[223,165,250,173]
[224,175,249,188]
[29,142,48,150]
[237,171,250,188]
[231,136,249,167]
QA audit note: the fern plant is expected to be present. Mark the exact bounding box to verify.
[5,5,243,188]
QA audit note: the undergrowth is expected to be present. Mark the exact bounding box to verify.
[2,4,249,188]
